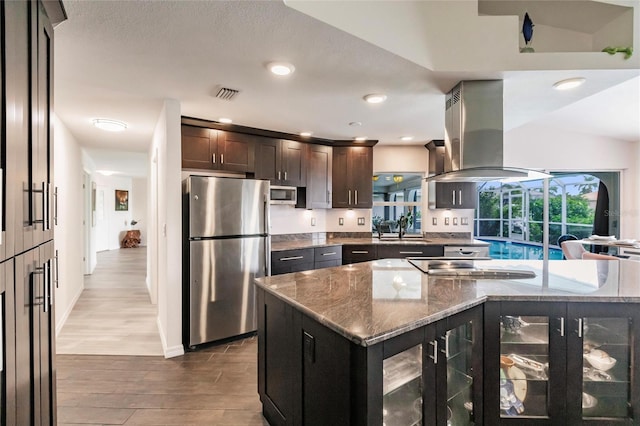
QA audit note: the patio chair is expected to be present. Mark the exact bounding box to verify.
[560,240,586,260]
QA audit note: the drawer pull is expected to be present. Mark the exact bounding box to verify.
[322,252,337,256]
[399,251,423,255]
[351,250,369,254]
[279,256,304,261]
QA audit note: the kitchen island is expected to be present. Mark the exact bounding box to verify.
[255,258,640,425]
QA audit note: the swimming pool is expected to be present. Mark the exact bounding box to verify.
[479,239,564,260]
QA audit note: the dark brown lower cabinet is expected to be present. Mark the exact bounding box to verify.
[15,242,56,426]
[257,287,483,425]
[484,301,640,425]
[342,244,377,264]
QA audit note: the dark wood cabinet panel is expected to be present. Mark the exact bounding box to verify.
[435,182,477,209]
[255,137,280,181]
[342,244,377,264]
[217,131,255,173]
[377,244,443,259]
[255,139,306,186]
[332,146,373,208]
[280,140,305,186]
[305,145,332,209]
[181,125,216,169]
[271,248,314,275]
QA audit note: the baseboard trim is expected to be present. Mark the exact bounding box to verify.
[55,283,84,337]
[157,316,184,358]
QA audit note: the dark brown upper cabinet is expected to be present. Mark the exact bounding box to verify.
[332,146,373,208]
[305,144,332,209]
[255,139,306,187]
[181,125,255,173]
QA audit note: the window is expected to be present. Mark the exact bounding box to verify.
[474,172,619,247]
[372,173,423,235]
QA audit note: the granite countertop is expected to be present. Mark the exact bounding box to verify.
[254,258,640,347]
[271,237,489,252]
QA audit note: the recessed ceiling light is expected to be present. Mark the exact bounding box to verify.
[97,170,116,176]
[267,62,295,76]
[363,94,387,104]
[354,136,367,142]
[300,132,312,137]
[349,121,362,127]
[401,136,414,141]
[218,118,233,124]
[553,77,586,91]
[93,118,127,132]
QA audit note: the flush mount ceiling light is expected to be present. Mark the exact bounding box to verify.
[354,136,367,142]
[363,93,387,104]
[97,170,116,176]
[93,118,127,132]
[300,131,312,137]
[553,77,586,91]
[267,62,295,76]
[393,175,404,183]
[218,117,233,124]
[372,175,379,181]
[400,136,413,142]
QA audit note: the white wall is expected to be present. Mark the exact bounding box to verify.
[131,177,148,246]
[93,174,133,251]
[53,115,85,335]
[505,124,639,238]
[150,99,183,358]
[81,151,98,273]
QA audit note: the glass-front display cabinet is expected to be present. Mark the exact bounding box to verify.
[485,301,640,425]
[383,344,423,426]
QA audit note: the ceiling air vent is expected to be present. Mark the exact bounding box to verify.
[215,87,240,101]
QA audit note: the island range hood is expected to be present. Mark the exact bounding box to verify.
[426,80,551,182]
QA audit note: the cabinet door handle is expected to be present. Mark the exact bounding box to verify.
[452,190,456,205]
[351,250,369,254]
[221,154,224,164]
[558,317,565,337]
[355,189,358,205]
[284,171,287,180]
[279,255,304,261]
[458,190,462,205]
[322,252,337,256]
[32,182,46,227]
[278,171,281,180]
[440,332,450,357]
[577,318,583,338]
[55,249,60,288]
[54,186,59,226]
[348,190,352,205]
[212,153,216,164]
[399,251,423,255]
[326,190,329,203]
[429,340,438,364]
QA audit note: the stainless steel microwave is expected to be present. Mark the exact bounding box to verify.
[270,186,297,204]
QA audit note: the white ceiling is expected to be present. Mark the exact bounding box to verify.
[53,0,640,176]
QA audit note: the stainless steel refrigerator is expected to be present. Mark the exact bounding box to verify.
[182,176,270,348]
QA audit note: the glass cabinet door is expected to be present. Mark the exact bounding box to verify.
[383,344,423,426]
[579,317,630,419]
[499,315,551,418]
[444,322,475,425]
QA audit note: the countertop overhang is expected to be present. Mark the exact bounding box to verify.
[270,237,488,251]
[254,258,640,347]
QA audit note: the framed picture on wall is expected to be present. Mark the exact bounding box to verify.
[115,189,129,211]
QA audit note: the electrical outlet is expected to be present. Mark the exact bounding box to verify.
[444,217,450,226]
[339,217,344,226]
[357,217,365,226]
[311,217,316,226]
[432,217,437,226]
[453,217,458,226]
[461,217,469,226]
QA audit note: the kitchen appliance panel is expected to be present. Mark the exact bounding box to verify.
[187,176,269,238]
[188,236,267,347]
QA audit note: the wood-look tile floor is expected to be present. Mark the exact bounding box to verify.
[56,247,163,356]
[57,336,268,426]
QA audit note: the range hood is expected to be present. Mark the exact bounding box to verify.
[426,80,551,183]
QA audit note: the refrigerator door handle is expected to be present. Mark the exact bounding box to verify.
[264,198,271,276]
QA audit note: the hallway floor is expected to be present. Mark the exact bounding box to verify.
[56,247,163,356]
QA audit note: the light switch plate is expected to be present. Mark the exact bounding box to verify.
[339,217,344,226]
[311,217,316,226]
[461,217,469,226]
[432,217,437,226]
[444,217,450,226]
[453,217,458,226]
[357,217,365,226]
